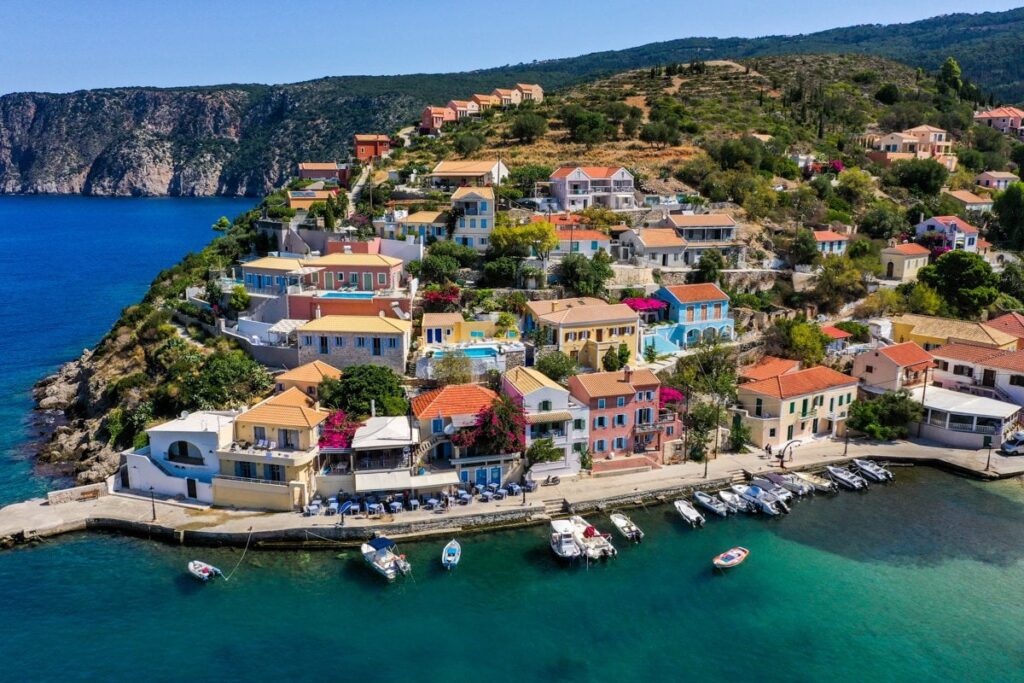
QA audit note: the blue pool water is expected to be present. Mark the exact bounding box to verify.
[434,346,498,358]
[318,291,375,299]
[643,332,680,355]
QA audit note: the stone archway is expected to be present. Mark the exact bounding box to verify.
[702,327,718,342]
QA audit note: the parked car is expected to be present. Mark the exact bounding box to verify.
[1000,432,1024,455]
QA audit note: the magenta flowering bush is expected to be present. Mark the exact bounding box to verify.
[423,283,461,312]
[451,394,526,454]
[659,387,685,408]
[318,410,362,449]
[623,297,667,312]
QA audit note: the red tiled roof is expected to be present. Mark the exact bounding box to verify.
[739,356,800,381]
[876,342,934,369]
[633,228,686,248]
[985,312,1024,340]
[982,352,1024,373]
[813,230,850,242]
[550,166,626,179]
[569,369,660,400]
[885,243,931,256]
[354,134,390,142]
[660,283,728,304]
[555,229,611,242]
[668,214,736,228]
[741,366,857,399]
[975,107,1024,119]
[411,384,496,418]
[925,216,980,234]
[930,343,1009,364]
[821,325,852,340]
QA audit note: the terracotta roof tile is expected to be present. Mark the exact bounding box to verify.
[884,243,931,256]
[555,229,611,242]
[668,214,736,228]
[930,343,1009,364]
[412,384,496,418]
[985,312,1024,340]
[277,360,342,384]
[659,283,728,304]
[421,312,464,327]
[550,166,627,179]
[525,297,607,318]
[821,325,852,340]
[237,388,330,429]
[739,356,801,381]
[569,369,660,400]
[537,303,638,326]
[813,230,850,242]
[633,228,686,248]
[876,342,934,369]
[740,366,857,399]
[945,190,990,204]
[892,314,1017,347]
[923,216,980,234]
[503,366,563,395]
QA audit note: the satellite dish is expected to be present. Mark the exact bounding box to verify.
[444,424,456,435]
[180,411,190,419]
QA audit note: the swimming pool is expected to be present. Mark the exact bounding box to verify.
[643,332,681,355]
[318,291,375,300]
[433,346,498,359]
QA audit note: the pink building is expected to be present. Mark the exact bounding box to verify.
[421,106,457,134]
[568,368,681,463]
[975,107,1024,137]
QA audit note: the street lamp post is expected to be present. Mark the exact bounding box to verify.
[149,486,156,522]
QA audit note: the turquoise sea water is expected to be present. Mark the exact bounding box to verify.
[2,198,1024,682]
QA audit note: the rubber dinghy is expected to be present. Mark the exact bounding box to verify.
[188,561,222,582]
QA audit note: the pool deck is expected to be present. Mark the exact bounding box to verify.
[2,437,1022,550]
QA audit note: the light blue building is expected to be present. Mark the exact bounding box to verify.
[814,230,849,256]
[648,283,734,351]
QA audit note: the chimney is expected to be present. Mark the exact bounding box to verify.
[371,399,376,418]
[623,365,633,382]
[315,305,322,319]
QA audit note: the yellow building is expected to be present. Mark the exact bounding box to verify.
[535,303,640,369]
[212,388,330,511]
[275,360,341,399]
[421,312,515,346]
[734,366,859,448]
[880,243,931,282]
[891,314,1017,351]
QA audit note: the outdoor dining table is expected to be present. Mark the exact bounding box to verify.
[508,483,522,495]
[480,490,494,502]
[457,489,468,498]
[494,488,507,499]
[459,492,472,504]
[389,501,403,513]
[409,499,420,510]
[426,498,439,509]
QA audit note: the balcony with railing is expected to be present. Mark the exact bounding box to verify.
[214,474,290,487]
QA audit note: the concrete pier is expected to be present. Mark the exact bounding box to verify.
[2,436,1022,550]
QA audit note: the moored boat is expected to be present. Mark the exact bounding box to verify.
[718,489,752,513]
[712,546,750,570]
[187,560,222,582]
[793,470,838,493]
[732,484,787,516]
[750,475,795,503]
[826,465,868,490]
[609,512,644,542]
[694,490,729,517]
[674,499,706,527]
[852,458,894,482]
[569,515,618,559]
[361,537,410,581]
[765,471,814,496]
[441,539,461,570]
[550,519,582,561]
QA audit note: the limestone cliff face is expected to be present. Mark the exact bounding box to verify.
[0,84,423,197]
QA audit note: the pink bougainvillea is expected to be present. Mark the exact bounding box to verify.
[450,394,526,455]
[659,387,685,409]
[828,160,845,173]
[318,410,363,450]
[423,283,461,312]
[623,297,668,312]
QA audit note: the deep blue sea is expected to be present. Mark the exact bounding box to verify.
[2,197,1024,682]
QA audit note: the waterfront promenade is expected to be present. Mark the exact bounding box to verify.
[2,437,1023,550]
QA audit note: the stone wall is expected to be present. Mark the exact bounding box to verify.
[47,483,108,506]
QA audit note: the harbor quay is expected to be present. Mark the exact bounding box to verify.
[2,436,1022,551]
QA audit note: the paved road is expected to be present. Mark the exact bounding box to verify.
[346,166,370,218]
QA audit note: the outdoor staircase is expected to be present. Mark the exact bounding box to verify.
[542,498,566,515]
[411,433,446,463]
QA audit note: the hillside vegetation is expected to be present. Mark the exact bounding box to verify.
[1,9,1023,197]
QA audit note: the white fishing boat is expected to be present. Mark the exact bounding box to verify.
[187,560,222,582]
[550,519,582,561]
[732,484,787,516]
[693,490,729,517]
[361,537,410,581]
[441,539,461,570]
[750,475,795,503]
[609,512,644,542]
[793,470,838,493]
[718,489,752,513]
[765,471,814,496]
[674,499,706,527]
[569,515,618,559]
[853,458,894,482]
[826,465,868,490]
[713,546,750,570]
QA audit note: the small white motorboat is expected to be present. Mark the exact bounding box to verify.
[609,512,644,542]
[441,539,461,570]
[826,465,868,490]
[793,471,838,493]
[187,560,222,582]
[765,471,814,496]
[853,459,894,482]
[569,515,617,559]
[713,546,750,570]
[550,520,581,561]
[732,484,787,516]
[694,490,729,517]
[674,499,706,527]
[361,537,410,581]
[750,476,795,503]
[718,490,752,513]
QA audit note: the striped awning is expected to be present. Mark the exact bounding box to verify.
[526,411,573,424]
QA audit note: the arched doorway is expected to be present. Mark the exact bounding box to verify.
[168,440,204,465]
[886,261,894,278]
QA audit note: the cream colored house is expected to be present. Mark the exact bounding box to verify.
[880,243,930,281]
[891,314,1017,351]
[213,389,330,511]
[534,303,640,370]
[297,315,412,374]
[733,366,858,448]
[275,360,341,398]
[851,342,933,395]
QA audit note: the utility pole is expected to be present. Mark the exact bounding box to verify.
[917,366,930,437]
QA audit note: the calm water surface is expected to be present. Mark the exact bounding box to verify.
[1,198,1023,682]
